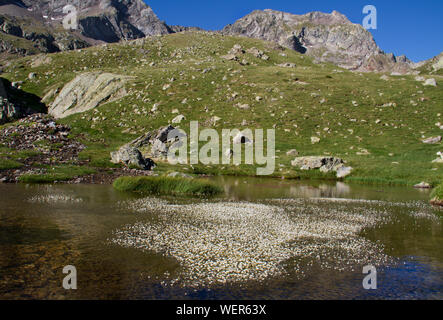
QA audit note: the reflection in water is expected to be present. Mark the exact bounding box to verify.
[213,176,432,202]
[0,180,441,300]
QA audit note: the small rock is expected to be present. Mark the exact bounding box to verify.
[414,182,431,189]
[422,136,442,144]
[172,115,185,124]
[277,63,296,68]
[211,116,221,125]
[423,78,437,87]
[336,166,353,178]
[311,137,320,144]
[233,132,252,144]
[168,172,193,179]
[286,149,299,157]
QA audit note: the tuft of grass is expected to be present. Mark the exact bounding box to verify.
[431,183,443,202]
[0,158,24,170]
[113,176,223,197]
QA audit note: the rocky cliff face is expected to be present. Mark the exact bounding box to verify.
[0,14,90,56]
[0,0,172,57]
[19,0,171,40]
[222,9,413,73]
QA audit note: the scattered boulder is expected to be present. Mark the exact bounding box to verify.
[277,63,296,68]
[286,149,299,157]
[113,125,185,161]
[246,47,269,60]
[311,137,321,144]
[336,166,353,178]
[422,136,442,144]
[432,151,443,163]
[423,78,437,87]
[211,116,221,125]
[291,156,352,178]
[414,182,431,189]
[236,103,250,110]
[221,54,238,61]
[111,145,156,170]
[0,114,85,168]
[172,114,185,124]
[167,172,193,178]
[233,132,252,144]
[230,44,244,55]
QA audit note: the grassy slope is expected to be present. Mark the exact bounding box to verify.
[1,32,443,186]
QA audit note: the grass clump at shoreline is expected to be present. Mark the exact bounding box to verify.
[431,182,443,205]
[113,176,223,197]
[0,158,24,170]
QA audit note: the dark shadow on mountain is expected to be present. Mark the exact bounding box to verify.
[0,0,27,8]
[1,77,47,115]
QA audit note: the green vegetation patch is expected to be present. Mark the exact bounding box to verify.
[18,166,97,184]
[431,183,443,202]
[0,158,24,170]
[113,176,223,197]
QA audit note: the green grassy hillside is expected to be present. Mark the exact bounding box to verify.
[1,32,442,186]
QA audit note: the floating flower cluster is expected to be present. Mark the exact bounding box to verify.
[109,196,432,287]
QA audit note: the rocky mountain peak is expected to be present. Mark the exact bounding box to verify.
[222,9,412,73]
[0,0,172,57]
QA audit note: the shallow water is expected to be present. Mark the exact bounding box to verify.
[0,178,441,300]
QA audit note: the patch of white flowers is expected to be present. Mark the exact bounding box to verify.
[109,196,436,287]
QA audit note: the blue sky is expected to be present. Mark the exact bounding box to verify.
[146,0,443,62]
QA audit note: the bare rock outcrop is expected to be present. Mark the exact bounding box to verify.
[0,0,172,57]
[222,9,413,73]
[49,72,130,119]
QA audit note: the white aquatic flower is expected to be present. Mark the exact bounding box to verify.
[109,198,407,287]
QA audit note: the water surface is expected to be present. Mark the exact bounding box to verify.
[0,178,441,300]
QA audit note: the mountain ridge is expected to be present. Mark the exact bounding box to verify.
[0,1,439,73]
[222,9,414,73]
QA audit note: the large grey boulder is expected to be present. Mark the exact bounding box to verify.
[113,125,185,162]
[49,72,130,119]
[291,156,352,178]
[110,145,155,170]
